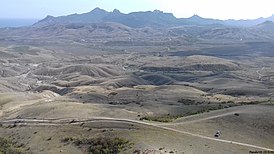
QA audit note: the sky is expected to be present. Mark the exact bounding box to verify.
[1,0,274,20]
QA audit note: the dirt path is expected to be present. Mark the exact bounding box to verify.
[1,117,274,151]
[256,66,272,80]
[256,67,265,80]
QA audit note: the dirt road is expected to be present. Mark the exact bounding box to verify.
[1,117,273,151]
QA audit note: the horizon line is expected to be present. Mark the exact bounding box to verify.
[1,7,274,21]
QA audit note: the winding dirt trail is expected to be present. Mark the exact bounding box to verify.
[1,117,274,151]
[256,67,265,79]
[256,66,272,80]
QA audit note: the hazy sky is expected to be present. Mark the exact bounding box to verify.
[1,0,274,20]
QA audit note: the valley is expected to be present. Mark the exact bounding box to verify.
[0,8,274,154]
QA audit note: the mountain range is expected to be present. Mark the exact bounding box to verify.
[33,7,274,28]
[1,7,274,44]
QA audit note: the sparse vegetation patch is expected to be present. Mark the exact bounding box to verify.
[177,98,196,105]
[0,137,26,154]
[140,104,236,122]
[62,137,133,154]
[140,115,178,123]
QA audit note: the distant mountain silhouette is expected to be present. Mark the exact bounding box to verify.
[257,20,274,28]
[255,20,274,34]
[182,15,224,25]
[34,8,179,28]
[224,15,274,27]
[33,8,274,28]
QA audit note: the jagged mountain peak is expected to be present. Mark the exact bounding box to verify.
[189,14,203,19]
[153,10,164,13]
[112,9,121,13]
[90,7,107,13]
